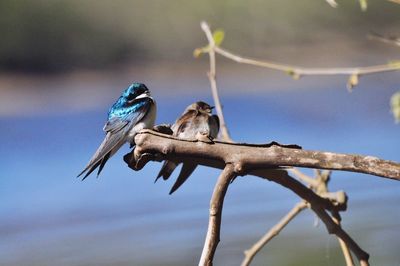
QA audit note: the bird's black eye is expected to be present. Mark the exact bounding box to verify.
[126,92,136,101]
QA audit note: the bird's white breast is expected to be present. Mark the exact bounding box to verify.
[127,101,157,143]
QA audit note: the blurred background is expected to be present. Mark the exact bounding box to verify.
[1,0,399,265]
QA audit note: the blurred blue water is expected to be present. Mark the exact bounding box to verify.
[0,78,399,265]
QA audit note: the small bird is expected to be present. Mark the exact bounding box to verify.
[156,101,219,194]
[78,83,157,180]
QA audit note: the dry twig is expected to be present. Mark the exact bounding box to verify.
[200,22,232,142]
[199,22,400,91]
[241,201,308,266]
[368,32,400,47]
[127,130,382,264]
[240,169,354,266]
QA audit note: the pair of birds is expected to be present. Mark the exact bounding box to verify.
[78,83,220,194]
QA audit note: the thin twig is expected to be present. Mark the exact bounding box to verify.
[289,168,319,187]
[241,202,308,266]
[200,21,233,142]
[244,169,354,266]
[368,32,400,47]
[291,169,355,266]
[201,22,400,78]
[333,217,355,266]
[199,164,236,266]
[214,46,399,76]
[325,0,338,8]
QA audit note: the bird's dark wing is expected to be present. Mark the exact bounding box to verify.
[174,110,197,136]
[78,131,126,180]
[78,101,151,179]
[210,114,220,139]
[155,110,196,182]
[169,163,197,194]
[103,100,151,133]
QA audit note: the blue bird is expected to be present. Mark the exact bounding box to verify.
[78,83,157,180]
[156,101,219,194]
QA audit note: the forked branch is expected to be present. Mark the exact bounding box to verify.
[125,130,400,264]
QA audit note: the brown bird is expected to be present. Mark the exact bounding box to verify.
[156,101,219,194]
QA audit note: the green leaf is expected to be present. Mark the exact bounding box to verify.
[359,0,368,11]
[212,30,225,46]
[391,91,400,123]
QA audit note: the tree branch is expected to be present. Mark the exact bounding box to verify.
[199,164,236,266]
[368,32,400,47]
[199,22,400,90]
[333,217,355,266]
[214,45,400,76]
[133,130,400,181]
[127,130,379,263]
[241,202,308,266]
[200,21,232,142]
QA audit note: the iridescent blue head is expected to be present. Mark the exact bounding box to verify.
[122,83,150,100]
[108,83,152,120]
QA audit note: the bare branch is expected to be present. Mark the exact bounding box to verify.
[199,22,399,90]
[199,164,236,266]
[133,130,400,181]
[289,168,319,187]
[214,45,399,76]
[244,169,354,266]
[325,0,338,8]
[129,130,376,263]
[388,0,400,4]
[291,169,355,266]
[333,217,355,266]
[241,202,308,266]
[200,22,232,142]
[368,32,400,47]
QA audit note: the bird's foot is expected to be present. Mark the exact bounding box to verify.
[195,131,214,143]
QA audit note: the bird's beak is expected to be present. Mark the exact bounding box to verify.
[136,91,151,99]
[210,106,215,110]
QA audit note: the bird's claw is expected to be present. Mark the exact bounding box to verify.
[195,131,214,143]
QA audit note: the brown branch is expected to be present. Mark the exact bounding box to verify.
[133,130,400,181]
[309,201,369,264]
[292,169,355,266]
[243,169,354,266]
[200,22,232,142]
[241,202,308,266]
[199,164,236,266]
[333,217,355,266]
[128,130,375,263]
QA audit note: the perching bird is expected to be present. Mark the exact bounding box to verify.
[78,83,156,180]
[156,101,219,194]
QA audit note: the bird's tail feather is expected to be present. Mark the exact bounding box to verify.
[169,163,197,194]
[78,133,124,179]
[155,161,178,183]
